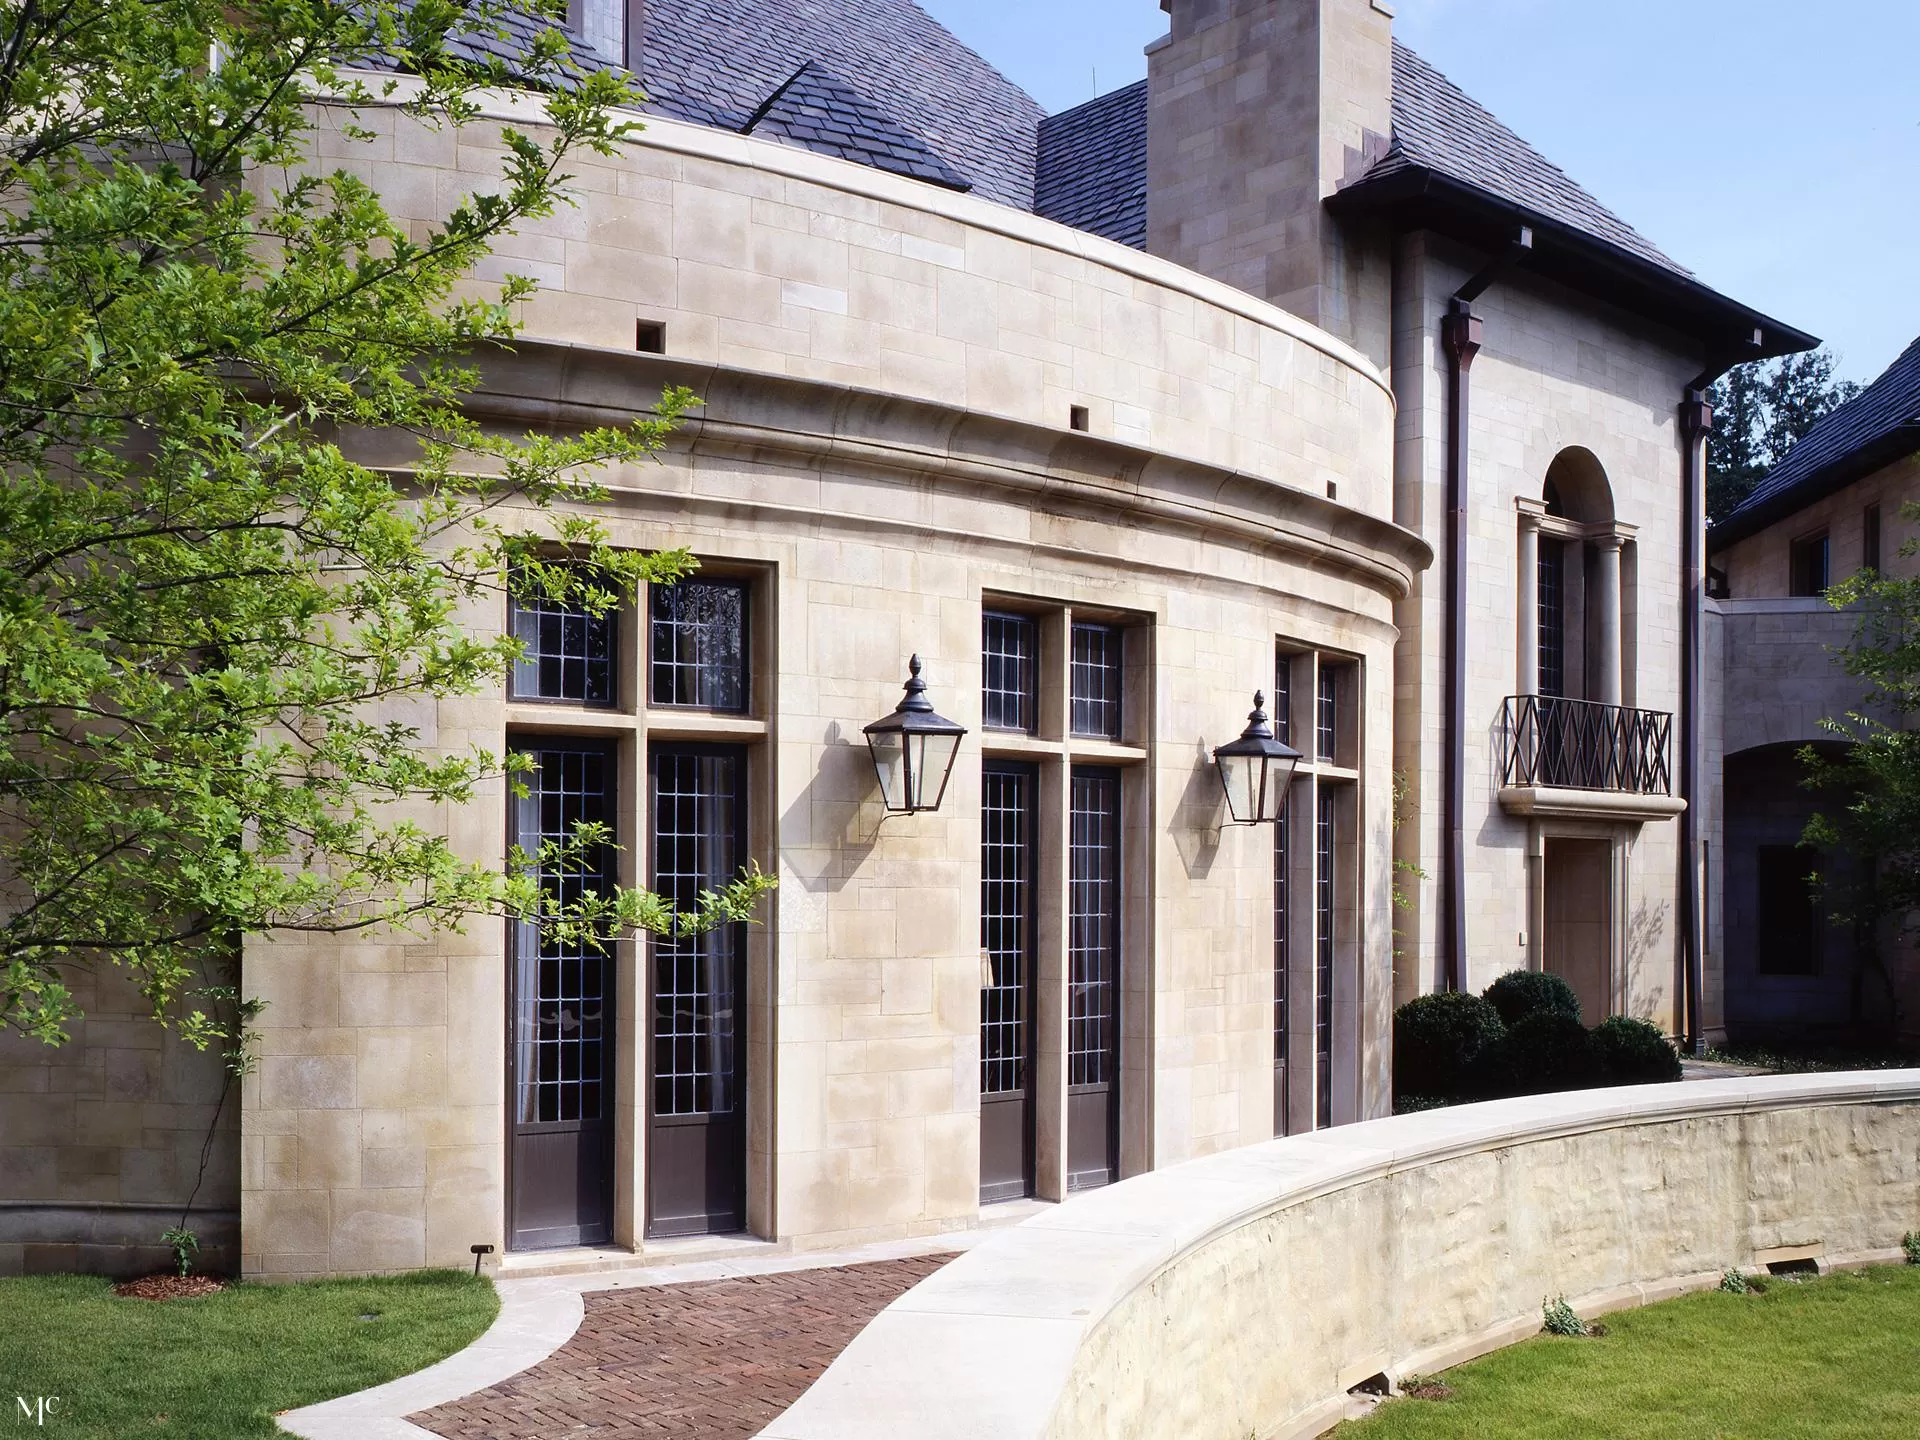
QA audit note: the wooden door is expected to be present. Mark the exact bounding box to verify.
[647,744,748,1237]
[980,763,1037,1203]
[1067,767,1121,1191]
[508,742,617,1251]
[1545,837,1612,1024]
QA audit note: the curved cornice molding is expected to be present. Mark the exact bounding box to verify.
[457,341,1432,602]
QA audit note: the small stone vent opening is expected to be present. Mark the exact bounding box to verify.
[1348,1373,1393,1398]
[1069,405,1090,432]
[636,320,667,354]
[1766,1257,1821,1277]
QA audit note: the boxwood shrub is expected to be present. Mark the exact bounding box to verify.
[1482,969,1582,1028]
[1393,991,1505,1104]
[1590,1014,1683,1084]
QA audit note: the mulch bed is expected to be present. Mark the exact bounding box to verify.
[113,1274,229,1302]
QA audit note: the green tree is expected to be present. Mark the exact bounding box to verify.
[0,0,773,1049]
[1707,348,1862,524]
[1802,500,1920,1030]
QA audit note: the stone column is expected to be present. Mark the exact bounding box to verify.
[1516,512,1540,697]
[1593,534,1624,707]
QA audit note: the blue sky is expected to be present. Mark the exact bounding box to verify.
[917,0,1920,383]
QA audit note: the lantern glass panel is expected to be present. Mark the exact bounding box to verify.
[910,730,963,812]
[1220,752,1259,824]
[868,730,906,812]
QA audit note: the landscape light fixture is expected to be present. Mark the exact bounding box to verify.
[1214,691,1302,825]
[864,655,968,815]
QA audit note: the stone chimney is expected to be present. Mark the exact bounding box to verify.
[1147,0,1395,361]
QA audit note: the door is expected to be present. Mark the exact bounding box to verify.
[1544,837,1612,1023]
[648,745,748,1237]
[508,742,617,1251]
[980,762,1037,1203]
[1067,767,1121,1191]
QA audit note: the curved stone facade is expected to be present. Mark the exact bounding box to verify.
[765,1073,1920,1440]
[204,100,1425,1276]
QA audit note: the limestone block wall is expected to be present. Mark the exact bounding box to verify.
[1717,599,1869,758]
[1716,453,1919,598]
[324,89,1396,520]
[236,331,1422,1276]
[0,963,238,1277]
[764,1072,1920,1440]
[1391,233,1700,1029]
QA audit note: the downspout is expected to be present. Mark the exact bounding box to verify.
[1440,303,1480,993]
[1439,229,1532,994]
[1679,331,1760,1054]
[1678,388,1711,1056]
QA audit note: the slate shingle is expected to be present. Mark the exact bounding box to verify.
[633,0,1043,208]
[1030,41,1688,281]
[1714,335,1920,541]
[1363,43,1687,277]
[744,61,973,191]
[1035,80,1147,249]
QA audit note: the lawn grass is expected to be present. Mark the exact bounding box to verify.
[0,1269,498,1439]
[1338,1266,1920,1440]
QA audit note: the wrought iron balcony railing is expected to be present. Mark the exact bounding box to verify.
[1500,694,1673,795]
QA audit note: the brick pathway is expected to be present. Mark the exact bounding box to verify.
[411,1254,950,1439]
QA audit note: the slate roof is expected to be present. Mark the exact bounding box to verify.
[1713,335,1920,546]
[744,61,973,190]
[445,4,1804,355]
[1356,43,1687,277]
[1035,80,1148,249]
[1029,43,1685,283]
[633,0,1043,208]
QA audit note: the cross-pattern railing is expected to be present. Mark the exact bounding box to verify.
[1500,695,1673,795]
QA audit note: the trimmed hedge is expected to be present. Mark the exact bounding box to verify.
[1483,969,1582,1028]
[1393,991,1505,1104]
[1491,1011,1601,1096]
[1391,974,1683,1109]
[1591,1014,1684,1084]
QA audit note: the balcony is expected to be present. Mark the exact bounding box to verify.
[1497,694,1685,823]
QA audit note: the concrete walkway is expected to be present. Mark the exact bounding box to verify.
[275,1233,985,1440]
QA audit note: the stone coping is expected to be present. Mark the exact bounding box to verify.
[761,1071,1920,1440]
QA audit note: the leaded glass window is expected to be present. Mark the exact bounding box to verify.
[512,745,616,1125]
[1069,769,1121,1089]
[1274,651,1294,747]
[650,581,748,712]
[510,577,617,707]
[1274,798,1290,1135]
[1069,623,1123,740]
[1315,786,1335,1130]
[650,749,743,1117]
[1538,539,1566,699]
[982,612,1037,733]
[1316,666,1338,762]
[981,766,1035,1096]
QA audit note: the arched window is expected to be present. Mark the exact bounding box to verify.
[1518,449,1632,715]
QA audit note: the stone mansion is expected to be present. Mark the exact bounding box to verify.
[0,0,1825,1279]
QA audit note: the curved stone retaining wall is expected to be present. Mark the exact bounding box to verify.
[764,1073,1920,1440]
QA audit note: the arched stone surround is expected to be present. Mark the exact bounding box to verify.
[764,1072,1920,1440]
